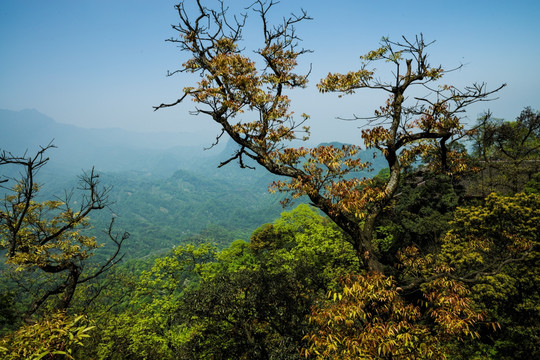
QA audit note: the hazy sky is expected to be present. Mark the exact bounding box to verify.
[1,0,539,144]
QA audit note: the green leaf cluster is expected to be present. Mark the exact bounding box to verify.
[0,312,93,360]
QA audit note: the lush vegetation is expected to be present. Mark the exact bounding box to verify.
[2,107,537,359]
[1,1,539,359]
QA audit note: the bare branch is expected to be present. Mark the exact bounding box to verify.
[1,144,127,316]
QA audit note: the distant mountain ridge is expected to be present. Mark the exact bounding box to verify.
[1,109,387,177]
[0,108,220,175]
[0,108,208,149]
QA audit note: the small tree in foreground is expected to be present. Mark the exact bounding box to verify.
[0,144,128,320]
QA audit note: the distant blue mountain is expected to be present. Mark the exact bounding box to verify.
[0,108,219,175]
[1,108,387,182]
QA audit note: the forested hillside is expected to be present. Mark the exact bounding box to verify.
[0,109,387,262]
[1,1,539,359]
[87,168,286,256]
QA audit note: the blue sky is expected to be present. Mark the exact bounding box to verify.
[1,0,539,144]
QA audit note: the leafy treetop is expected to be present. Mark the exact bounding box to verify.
[155,0,504,274]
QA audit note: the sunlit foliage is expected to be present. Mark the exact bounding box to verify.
[0,312,93,360]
